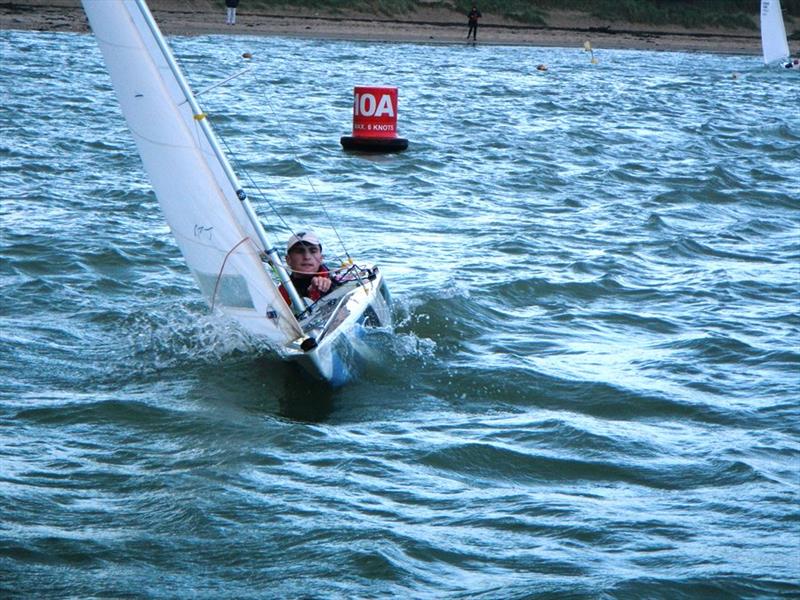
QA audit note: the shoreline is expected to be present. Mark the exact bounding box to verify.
[2,1,793,56]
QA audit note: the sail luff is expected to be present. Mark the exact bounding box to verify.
[82,0,303,344]
[761,0,790,65]
[133,0,240,196]
[131,0,307,315]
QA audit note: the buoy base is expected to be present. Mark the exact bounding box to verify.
[340,136,408,153]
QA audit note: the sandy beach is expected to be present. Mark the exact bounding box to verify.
[4,0,794,56]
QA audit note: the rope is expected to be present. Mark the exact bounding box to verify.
[210,237,252,311]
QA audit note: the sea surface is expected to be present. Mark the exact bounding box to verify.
[1,28,799,599]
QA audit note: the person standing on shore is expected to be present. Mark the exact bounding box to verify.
[225,0,239,26]
[466,5,481,41]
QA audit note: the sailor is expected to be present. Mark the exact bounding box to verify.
[279,231,333,305]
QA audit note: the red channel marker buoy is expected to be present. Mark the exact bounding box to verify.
[340,86,408,153]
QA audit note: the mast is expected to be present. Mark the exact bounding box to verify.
[132,0,307,316]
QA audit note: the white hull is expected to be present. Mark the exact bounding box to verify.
[284,267,391,387]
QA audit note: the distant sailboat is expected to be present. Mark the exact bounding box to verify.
[81,0,392,386]
[760,0,798,68]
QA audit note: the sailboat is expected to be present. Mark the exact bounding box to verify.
[80,0,392,387]
[760,0,799,68]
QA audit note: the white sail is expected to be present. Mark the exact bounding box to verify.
[761,0,790,65]
[82,0,301,344]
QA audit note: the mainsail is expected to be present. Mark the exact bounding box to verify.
[82,0,301,344]
[761,0,790,65]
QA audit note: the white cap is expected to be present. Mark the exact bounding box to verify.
[286,230,321,252]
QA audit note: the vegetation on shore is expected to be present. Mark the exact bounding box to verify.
[241,0,799,30]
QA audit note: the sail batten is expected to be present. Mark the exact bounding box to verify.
[761,0,790,65]
[82,0,301,344]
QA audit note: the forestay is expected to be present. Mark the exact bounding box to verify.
[81,0,301,344]
[760,0,790,65]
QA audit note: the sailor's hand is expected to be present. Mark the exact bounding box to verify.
[310,276,331,294]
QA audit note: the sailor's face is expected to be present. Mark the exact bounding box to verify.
[286,243,323,275]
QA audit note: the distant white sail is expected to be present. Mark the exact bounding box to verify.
[81,0,301,344]
[761,0,790,65]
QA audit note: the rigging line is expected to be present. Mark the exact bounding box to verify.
[187,115,287,239]
[187,67,251,101]
[214,125,293,233]
[174,51,349,262]
[215,94,352,264]
[166,47,291,236]
[193,120,306,284]
[257,90,353,263]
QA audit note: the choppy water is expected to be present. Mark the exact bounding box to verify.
[2,28,799,598]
